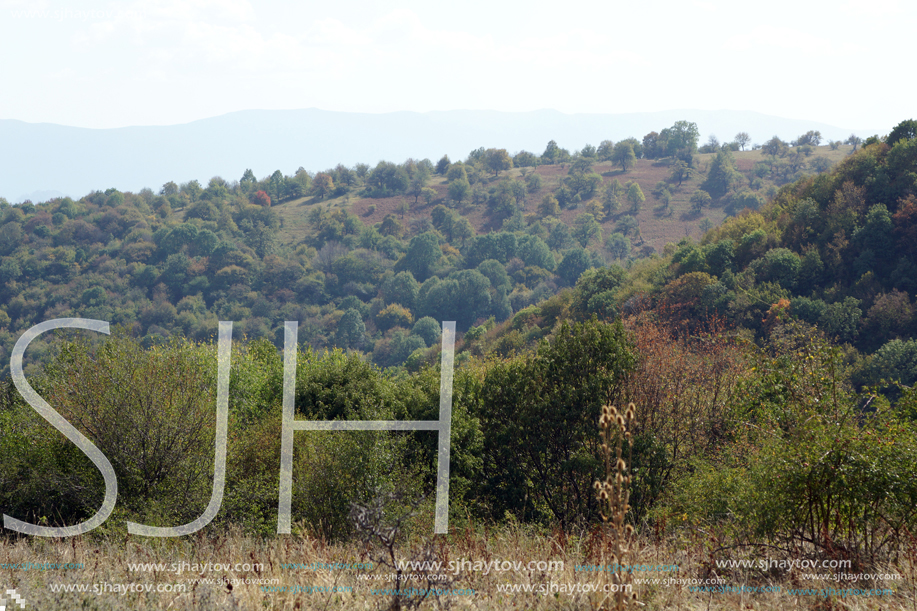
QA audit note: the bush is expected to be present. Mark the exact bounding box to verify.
[669,326,917,561]
[471,318,636,525]
[412,316,442,348]
[0,333,222,529]
[233,346,427,538]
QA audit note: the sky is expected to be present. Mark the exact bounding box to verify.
[0,0,912,132]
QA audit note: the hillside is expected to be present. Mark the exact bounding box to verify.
[267,140,853,254]
[0,120,867,379]
[474,121,917,393]
[2,120,917,610]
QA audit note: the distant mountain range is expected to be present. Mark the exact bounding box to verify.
[0,108,882,203]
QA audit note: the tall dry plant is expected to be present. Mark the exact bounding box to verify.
[595,403,639,610]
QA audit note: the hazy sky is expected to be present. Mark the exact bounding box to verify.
[1,0,911,131]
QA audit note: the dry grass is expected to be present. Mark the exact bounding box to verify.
[270,144,852,258]
[2,519,914,610]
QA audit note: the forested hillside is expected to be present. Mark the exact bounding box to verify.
[0,120,862,377]
[476,119,917,392]
[2,121,917,610]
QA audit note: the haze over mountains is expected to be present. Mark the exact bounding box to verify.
[1,108,878,203]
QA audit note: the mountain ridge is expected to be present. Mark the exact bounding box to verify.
[2,108,880,202]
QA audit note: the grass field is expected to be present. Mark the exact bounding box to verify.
[269,144,856,257]
[2,519,911,610]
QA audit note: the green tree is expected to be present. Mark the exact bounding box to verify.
[854,203,895,276]
[862,339,917,388]
[810,157,832,173]
[446,163,468,182]
[702,149,740,197]
[792,130,822,146]
[378,214,402,237]
[538,193,560,218]
[0,222,23,256]
[690,189,712,213]
[570,156,595,175]
[762,136,788,157]
[670,160,694,186]
[484,148,513,176]
[447,178,471,205]
[597,139,615,161]
[626,181,645,213]
[821,297,862,344]
[412,316,442,347]
[513,150,539,168]
[612,141,636,172]
[398,232,441,281]
[367,161,410,195]
[29,333,224,527]
[376,303,414,331]
[729,190,765,213]
[418,270,492,330]
[475,318,635,524]
[605,232,631,260]
[452,217,474,247]
[642,131,661,159]
[573,213,603,247]
[517,234,556,271]
[699,135,720,154]
[421,187,437,205]
[312,173,334,199]
[660,120,700,162]
[335,308,366,349]
[616,215,639,237]
[525,172,543,193]
[407,175,430,204]
[383,271,420,310]
[557,247,592,285]
[477,259,511,293]
[887,119,917,147]
[546,221,574,250]
[463,232,518,267]
[569,265,627,320]
[542,140,561,164]
[603,179,623,215]
[735,132,751,151]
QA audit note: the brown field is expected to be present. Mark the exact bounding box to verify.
[272,144,856,256]
[2,519,911,610]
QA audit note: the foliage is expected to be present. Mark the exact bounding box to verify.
[568,265,627,321]
[625,181,645,213]
[473,318,635,525]
[611,141,636,172]
[1,332,222,528]
[673,325,917,561]
[702,149,741,197]
[557,247,593,285]
[484,148,513,176]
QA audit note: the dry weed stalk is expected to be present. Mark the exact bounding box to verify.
[595,403,639,610]
[350,491,453,611]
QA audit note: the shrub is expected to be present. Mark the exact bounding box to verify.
[2,333,222,529]
[669,325,917,562]
[472,318,636,526]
